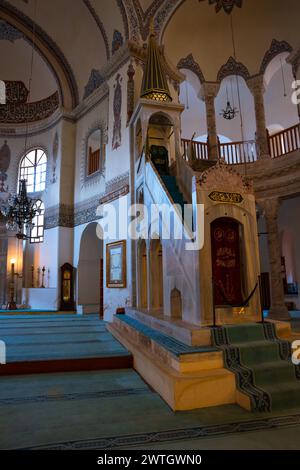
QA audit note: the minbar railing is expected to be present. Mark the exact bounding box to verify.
[268,123,300,158]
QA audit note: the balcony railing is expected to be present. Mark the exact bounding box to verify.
[219,140,258,164]
[181,139,208,161]
[181,123,300,164]
[268,123,300,158]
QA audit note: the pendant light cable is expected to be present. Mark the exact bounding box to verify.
[280,57,287,98]
[230,14,247,174]
[24,0,37,157]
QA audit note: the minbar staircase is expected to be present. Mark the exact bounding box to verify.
[212,322,300,412]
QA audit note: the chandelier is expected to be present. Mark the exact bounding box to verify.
[220,83,239,120]
[1,179,40,239]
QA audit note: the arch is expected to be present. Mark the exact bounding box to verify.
[138,239,148,309]
[217,57,251,83]
[147,112,175,171]
[82,0,110,60]
[149,238,164,310]
[263,52,291,88]
[77,223,104,315]
[170,288,182,319]
[210,217,246,306]
[0,1,79,109]
[148,111,174,127]
[215,75,256,143]
[177,54,205,85]
[260,39,293,77]
[264,55,299,131]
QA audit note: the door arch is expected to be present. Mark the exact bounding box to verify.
[77,222,104,315]
[149,238,164,310]
[211,217,245,306]
[138,239,148,309]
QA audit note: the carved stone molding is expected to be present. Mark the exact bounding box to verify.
[197,160,253,194]
[177,54,205,84]
[199,0,243,15]
[217,56,250,83]
[45,172,130,229]
[260,39,293,76]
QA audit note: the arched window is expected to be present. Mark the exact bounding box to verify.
[30,200,45,244]
[19,149,47,193]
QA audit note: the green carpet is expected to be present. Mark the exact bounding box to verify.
[213,323,300,412]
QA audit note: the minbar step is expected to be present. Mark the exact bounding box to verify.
[0,354,133,376]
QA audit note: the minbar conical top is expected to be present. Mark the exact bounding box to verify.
[140,28,172,103]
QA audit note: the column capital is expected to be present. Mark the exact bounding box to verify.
[201,82,220,101]
[257,197,281,222]
[247,75,265,96]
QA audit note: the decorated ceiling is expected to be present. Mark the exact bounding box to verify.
[0,0,299,109]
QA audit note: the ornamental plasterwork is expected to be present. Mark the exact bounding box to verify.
[177,54,205,84]
[0,20,23,42]
[197,160,253,194]
[199,0,243,15]
[217,56,250,82]
[83,69,105,100]
[44,172,130,228]
[259,39,293,75]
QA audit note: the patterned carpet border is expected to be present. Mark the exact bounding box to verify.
[0,387,152,406]
[22,413,300,450]
[212,327,271,412]
[263,322,300,380]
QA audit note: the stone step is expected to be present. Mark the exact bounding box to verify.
[108,316,237,411]
[126,308,212,347]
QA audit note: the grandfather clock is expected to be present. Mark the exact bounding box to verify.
[60,263,75,311]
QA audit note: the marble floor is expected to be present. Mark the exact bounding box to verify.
[0,314,300,450]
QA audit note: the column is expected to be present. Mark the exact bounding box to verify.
[258,198,290,321]
[247,75,270,159]
[201,82,220,160]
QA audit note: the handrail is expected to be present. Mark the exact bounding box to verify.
[212,279,259,327]
[181,123,300,165]
[182,138,208,161]
[219,140,258,164]
[268,123,300,158]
